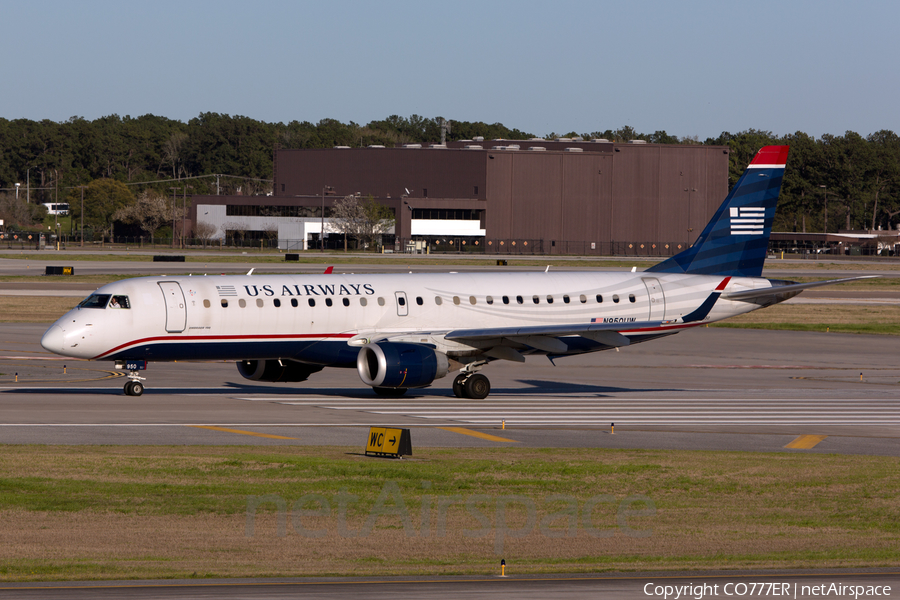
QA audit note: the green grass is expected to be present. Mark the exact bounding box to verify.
[0,445,897,580]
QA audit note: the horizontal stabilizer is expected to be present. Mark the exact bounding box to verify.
[723,276,877,302]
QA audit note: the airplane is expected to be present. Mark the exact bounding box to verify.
[40,146,871,399]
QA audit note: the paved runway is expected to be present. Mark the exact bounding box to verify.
[1,571,898,600]
[2,324,898,455]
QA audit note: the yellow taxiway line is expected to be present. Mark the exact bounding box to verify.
[784,434,828,449]
[438,426,519,443]
[189,425,297,440]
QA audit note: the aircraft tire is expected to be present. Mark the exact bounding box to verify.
[452,374,467,398]
[373,386,407,397]
[131,381,144,396]
[124,381,134,396]
[463,374,490,399]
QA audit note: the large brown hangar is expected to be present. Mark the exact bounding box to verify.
[274,139,729,255]
[193,140,729,254]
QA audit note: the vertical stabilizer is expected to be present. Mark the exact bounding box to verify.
[646,145,789,277]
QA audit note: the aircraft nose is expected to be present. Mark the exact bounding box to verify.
[41,325,64,354]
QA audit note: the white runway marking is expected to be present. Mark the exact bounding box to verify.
[244,397,900,426]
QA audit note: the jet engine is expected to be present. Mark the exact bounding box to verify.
[356,342,449,389]
[237,359,323,383]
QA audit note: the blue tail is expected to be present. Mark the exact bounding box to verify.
[646,146,789,277]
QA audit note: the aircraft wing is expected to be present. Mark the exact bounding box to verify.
[722,276,877,303]
[443,320,666,360]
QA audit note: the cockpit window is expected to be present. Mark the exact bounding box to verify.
[77,294,130,309]
[78,294,111,309]
[109,295,130,309]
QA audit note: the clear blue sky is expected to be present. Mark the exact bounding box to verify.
[2,0,897,140]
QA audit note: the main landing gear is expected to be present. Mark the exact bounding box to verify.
[452,361,491,399]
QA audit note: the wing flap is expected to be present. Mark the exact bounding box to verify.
[445,320,662,345]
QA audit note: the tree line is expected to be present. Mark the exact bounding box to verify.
[0,113,898,235]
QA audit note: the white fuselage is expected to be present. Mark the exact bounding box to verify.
[41,270,773,365]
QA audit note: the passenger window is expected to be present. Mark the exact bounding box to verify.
[502,296,509,305]
[291,298,298,308]
[629,294,636,303]
[398,296,406,306]
[203,299,211,308]
[416,297,423,306]
[378,297,385,306]
[342,298,350,306]
[308,298,316,307]
[546,295,553,304]
[360,298,367,306]
[596,294,603,303]
[613,294,620,303]
[239,299,247,308]
[469,296,477,305]
[78,294,111,309]
[435,296,442,305]
[563,295,570,304]
[453,296,461,305]
[109,295,130,309]
[325,298,333,307]
[486,296,494,305]
[532,295,539,304]
[256,299,264,308]
[274,299,281,307]
[579,295,587,303]
[516,296,523,304]
[221,299,228,308]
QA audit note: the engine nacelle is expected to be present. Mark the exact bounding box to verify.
[357,342,449,389]
[237,359,323,383]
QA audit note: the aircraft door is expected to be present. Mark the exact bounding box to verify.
[158,281,187,333]
[395,292,409,317]
[642,277,666,321]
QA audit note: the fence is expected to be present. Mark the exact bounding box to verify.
[5,232,897,258]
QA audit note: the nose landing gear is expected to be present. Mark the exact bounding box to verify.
[124,378,145,396]
[116,360,147,396]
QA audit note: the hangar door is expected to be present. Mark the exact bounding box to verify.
[158,281,187,333]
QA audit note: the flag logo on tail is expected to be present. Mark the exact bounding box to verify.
[730,206,765,235]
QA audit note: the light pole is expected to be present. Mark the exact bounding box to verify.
[26,166,34,204]
[819,185,828,234]
[15,183,20,200]
[54,170,59,250]
[170,187,180,248]
[79,186,85,247]
[320,186,333,251]
[181,186,191,249]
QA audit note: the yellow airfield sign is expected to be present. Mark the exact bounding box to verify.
[365,427,412,457]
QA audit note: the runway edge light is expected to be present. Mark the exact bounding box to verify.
[365,427,412,459]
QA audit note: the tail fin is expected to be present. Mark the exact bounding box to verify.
[646,145,789,277]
